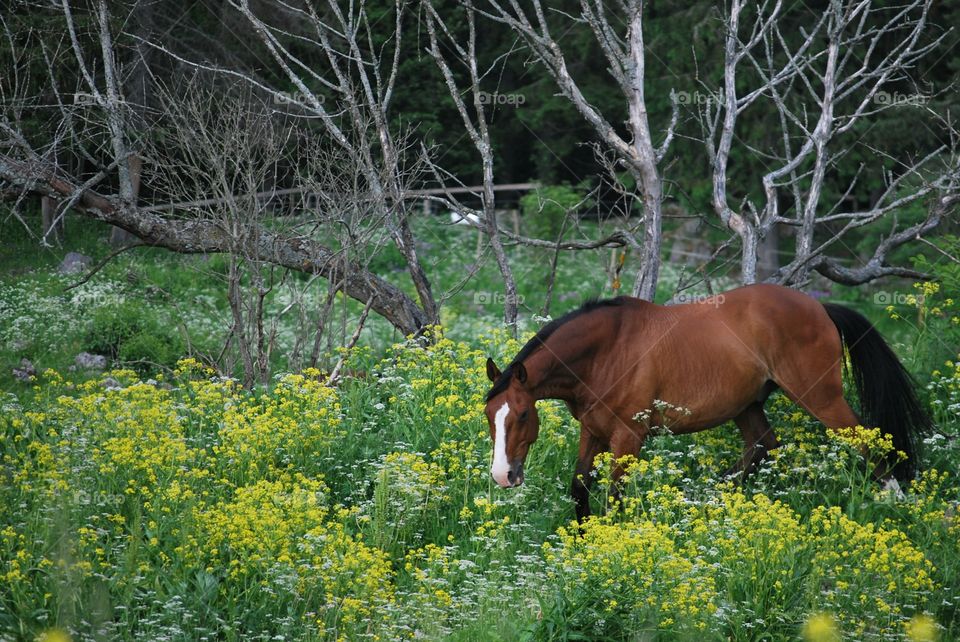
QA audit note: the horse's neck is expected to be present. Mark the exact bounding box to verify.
[526,334,598,403]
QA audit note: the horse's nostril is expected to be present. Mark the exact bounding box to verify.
[507,469,516,484]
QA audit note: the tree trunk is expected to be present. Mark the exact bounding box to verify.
[41,196,64,244]
[0,156,429,336]
[110,156,142,245]
[756,223,780,281]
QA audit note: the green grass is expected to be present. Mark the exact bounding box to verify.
[2,210,959,641]
[2,338,958,641]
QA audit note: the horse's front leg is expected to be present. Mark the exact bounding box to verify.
[571,429,608,523]
[605,426,647,512]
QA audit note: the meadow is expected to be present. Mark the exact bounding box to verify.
[1,218,959,641]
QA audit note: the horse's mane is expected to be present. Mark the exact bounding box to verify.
[484,297,628,401]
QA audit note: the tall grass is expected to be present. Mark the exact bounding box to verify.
[1,331,958,640]
[3,216,959,640]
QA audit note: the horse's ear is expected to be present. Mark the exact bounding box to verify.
[515,362,527,384]
[486,357,502,382]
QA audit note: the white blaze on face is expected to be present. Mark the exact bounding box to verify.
[491,401,512,487]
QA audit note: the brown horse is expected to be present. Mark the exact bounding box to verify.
[483,284,930,521]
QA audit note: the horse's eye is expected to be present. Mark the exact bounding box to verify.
[519,410,529,422]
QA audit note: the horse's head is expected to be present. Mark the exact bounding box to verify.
[484,357,540,488]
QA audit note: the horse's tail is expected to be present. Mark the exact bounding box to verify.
[822,303,931,481]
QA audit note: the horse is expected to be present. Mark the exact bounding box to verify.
[482,283,931,521]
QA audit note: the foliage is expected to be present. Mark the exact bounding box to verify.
[0,214,621,388]
[519,185,588,240]
[540,514,718,639]
[2,213,960,641]
[908,236,960,372]
[2,319,960,640]
[82,300,183,369]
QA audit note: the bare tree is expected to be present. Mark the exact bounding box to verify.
[421,1,521,333]
[701,0,959,286]
[0,0,432,345]
[219,0,441,325]
[143,83,297,386]
[475,0,959,295]
[475,0,678,300]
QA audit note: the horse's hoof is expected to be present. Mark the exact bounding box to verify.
[721,467,745,482]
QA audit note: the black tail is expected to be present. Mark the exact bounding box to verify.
[823,303,931,481]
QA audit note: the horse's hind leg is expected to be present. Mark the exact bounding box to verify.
[774,363,890,474]
[804,393,903,487]
[724,403,780,479]
[775,364,861,430]
[783,380,899,484]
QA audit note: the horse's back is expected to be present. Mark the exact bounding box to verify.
[709,284,840,353]
[706,285,847,407]
[617,284,843,430]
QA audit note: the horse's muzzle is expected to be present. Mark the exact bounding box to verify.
[493,460,524,488]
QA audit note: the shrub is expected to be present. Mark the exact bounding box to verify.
[187,474,394,635]
[910,236,960,372]
[117,331,181,368]
[82,301,148,358]
[538,515,718,639]
[520,184,585,240]
[83,300,183,369]
[809,505,937,638]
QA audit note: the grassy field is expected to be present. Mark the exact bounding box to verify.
[1,215,959,641]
